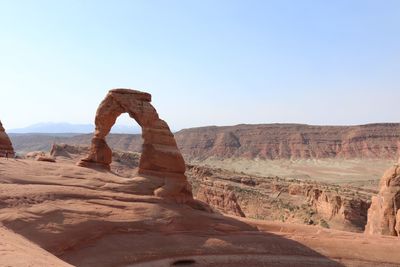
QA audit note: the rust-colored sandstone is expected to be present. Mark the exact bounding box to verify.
[2,158,400,266]
[11,123,400,162]
[195,180,245,217]
[365,158,400,236]
[0,120,14,157]
[187,164,371,232]
[78,89,192,202]
[175,123,400,160]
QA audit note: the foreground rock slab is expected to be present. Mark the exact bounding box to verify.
[1,159,400,266]
[0,226,72,267]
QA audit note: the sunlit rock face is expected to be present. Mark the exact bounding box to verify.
[78,88,192,203]
[365,161,400,236]
[0,120,14,157]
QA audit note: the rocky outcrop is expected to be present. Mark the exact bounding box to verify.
[25,151,46,160]
[365,160,400,236]
[78,89,192,202]
[51,143,89,158]
[195,180,245,217]
[306,188,370,230]
[36,156,56,162]
[175,123,400,160]
[187,165,372,232]
[0,121,14,157]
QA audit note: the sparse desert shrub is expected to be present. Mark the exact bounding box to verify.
[320,219,330,229]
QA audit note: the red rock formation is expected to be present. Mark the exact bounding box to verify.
[365,160,400,236]
[174,123,400,160]
[0,121,14,157]
[50,143,89,158]
[78,89,192,202]
[306,188,369,230]
[11,123,400,161]
[186,164,371,231]
[196,181,245,217]
[36,156,56,163]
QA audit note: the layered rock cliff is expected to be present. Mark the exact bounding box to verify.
[187,165,372,232]
[306,188,370,230]
[10,123,400,161]
[175,123,400,160]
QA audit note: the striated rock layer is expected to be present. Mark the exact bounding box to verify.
[78,89,192,202]
[187,165,372,232]
[10,123,400,161]
[0,120,14,157]
[306,187,370,230]
[175,123,400,160]
[365,159,400,236]
[195,180,245,217]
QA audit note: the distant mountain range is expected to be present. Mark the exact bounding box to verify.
[8,122,140,134]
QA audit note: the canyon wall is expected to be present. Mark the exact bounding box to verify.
[11,123,400,161]
[187,165,371,232]
[175,123,400,160]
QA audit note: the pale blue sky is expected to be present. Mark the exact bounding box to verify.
[0,0,399,130]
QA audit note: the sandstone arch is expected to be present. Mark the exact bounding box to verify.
[78,89,192,202]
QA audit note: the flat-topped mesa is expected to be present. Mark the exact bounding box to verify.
[365,159,400,236]
[0,120,15,157]
[77,88,193,202]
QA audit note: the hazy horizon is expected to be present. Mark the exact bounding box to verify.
[1,1,400,130]
[5,120,400,134]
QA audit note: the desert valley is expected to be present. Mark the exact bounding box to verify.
[1,89,400,266]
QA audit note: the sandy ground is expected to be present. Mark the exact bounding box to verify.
[0,158,399,267]
[193,158,394,188]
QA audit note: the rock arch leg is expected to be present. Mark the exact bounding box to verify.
[78,93,124,169]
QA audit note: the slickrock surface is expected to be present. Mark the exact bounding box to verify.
[365,159,400,236]
[0,120,14,157]
[0,226,72,267]
[78,89,192,202]
[1,158,400,266]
